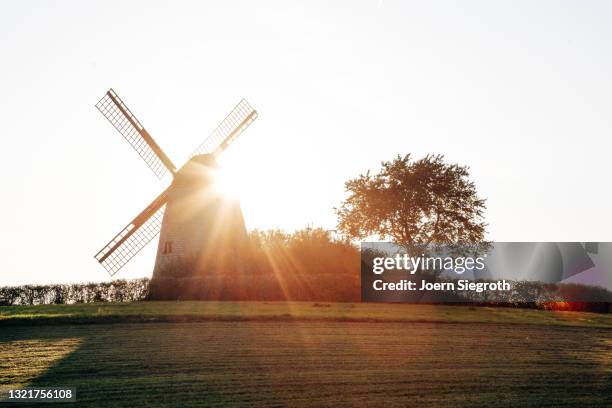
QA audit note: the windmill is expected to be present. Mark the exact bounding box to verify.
[93,89,257,298]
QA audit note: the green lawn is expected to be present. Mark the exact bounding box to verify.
[1,301,611,328]
[0,303,610,407]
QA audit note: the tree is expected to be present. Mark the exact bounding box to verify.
[336,154,487,253]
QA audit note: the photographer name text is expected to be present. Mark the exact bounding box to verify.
[373,279,511,292]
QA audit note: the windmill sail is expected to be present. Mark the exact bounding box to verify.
[94,189,169,275]
[190,99,258,157]
[93,89,258,277]
[96,89,176,179]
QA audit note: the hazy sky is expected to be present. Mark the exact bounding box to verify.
[1,0,611,285]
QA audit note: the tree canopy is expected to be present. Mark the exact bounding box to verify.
[336,154,487,252]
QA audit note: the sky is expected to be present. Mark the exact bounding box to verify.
[0,0,611,285]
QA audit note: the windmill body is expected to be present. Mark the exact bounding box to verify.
[93,89,257,299]
[150,155,249,298]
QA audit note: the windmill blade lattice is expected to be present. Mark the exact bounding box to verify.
[96,89,176,179]
[94,190,168,276]
[191,99,258,157]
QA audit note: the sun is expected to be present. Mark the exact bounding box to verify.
[211,165,241,200]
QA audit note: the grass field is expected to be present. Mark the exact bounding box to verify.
[2,301,612,328]
[1,302,611,407]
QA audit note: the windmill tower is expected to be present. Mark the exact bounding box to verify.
[93,89,257,299]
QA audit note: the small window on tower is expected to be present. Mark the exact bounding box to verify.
[163,241,173,254]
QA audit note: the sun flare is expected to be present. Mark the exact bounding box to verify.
[211,166,242,200]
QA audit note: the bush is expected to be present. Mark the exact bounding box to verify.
[149,228,361,301]
[0,278,150,306]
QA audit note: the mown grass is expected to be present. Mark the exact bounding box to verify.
[1,321,610,407]
[1,303,610,406]
[0,301,611,328]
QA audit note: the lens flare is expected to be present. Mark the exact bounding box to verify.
[211,167,241,199]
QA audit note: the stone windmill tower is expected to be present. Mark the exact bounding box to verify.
[93,89,257,298]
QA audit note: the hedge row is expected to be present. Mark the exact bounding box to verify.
[0,278,149,306]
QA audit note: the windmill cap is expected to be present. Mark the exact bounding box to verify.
[190,154,218,168]
[172,154,218,187]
